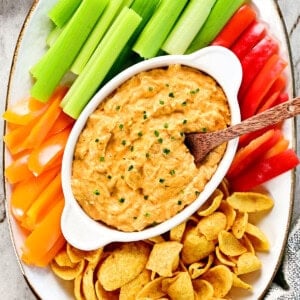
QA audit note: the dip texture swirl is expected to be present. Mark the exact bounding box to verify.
[72,65,230,232]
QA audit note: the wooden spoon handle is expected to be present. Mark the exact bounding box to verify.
[217,96,300,144]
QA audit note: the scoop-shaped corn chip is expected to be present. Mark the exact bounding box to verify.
[215,246,236,267]
[170,222,187,242]
[192,279,214,300]
[182,227,215,264]
[218,230,247,257]
[197,189,223,216]
[67,243,103,263]
[54,248,78,268]
[227,192,274,213]
[50,259,85,281]
[95,280,119,300]
[98,242,150,291]
[197,212,227,240]
[74,274,84,300]
[232,273,253,290]
[82,259,100,300]
[136,277,166,299]
[119,269,151,300]
[241,234,255,254]
[201,265,233,298]
[188,254,214,279]
[146,241,183,277]
[245,223,270,252]
[219,178,230,198]
[235,252,262,275]
[147,235,165,244]
[218,200,236,230]
[162,272,194,300]
[232,211,248,239]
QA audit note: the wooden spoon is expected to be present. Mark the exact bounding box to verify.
[185,96,300,164]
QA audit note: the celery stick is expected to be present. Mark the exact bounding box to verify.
[48,0,82,28]
[46,26,64,47]
[124,0,134,6]
[186,0,245,53]
[133,0,188,59]
[71,0,126,75]
[62,8,142,119]
[105,0,160,81]
[162,0,217,55]
[30,0,109,102]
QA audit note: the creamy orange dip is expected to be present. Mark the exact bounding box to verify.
[72,65,230,232]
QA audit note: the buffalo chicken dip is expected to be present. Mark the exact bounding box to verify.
[71,65,230,232]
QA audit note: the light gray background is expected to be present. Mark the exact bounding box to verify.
[0,1,299,299]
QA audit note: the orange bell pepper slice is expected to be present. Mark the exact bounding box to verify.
[21,198,65,267]
[2,96,48,126]
[4,119,38,155]
[23,87,68,149]
[11,167,59,222]
[22,173,63,231]
[48,111,75,136]
[27,127,71,176]
[4,151,34,184]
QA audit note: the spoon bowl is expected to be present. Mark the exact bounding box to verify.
[61,46,242,250]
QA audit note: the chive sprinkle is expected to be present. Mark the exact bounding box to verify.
[154,130,160,137]
[169,169,175,176]
[128,165,134,171]
[93,189,100,195]
[163,148,170,155]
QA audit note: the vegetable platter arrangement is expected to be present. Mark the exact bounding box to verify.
[2,0,298,299]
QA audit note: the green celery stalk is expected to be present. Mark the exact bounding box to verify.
[186,0,245,53]
[62,7,142,119]
[162,0,217,55]
[105,0,160,80]
[133,0,188,59]
[46,26,64,47]
[124,0,134,6]
[30,0,109,102]
[130,0,161,40]
[48,0,82,28]
[71,0,126,75]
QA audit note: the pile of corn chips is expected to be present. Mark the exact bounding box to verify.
[51,180,274,300]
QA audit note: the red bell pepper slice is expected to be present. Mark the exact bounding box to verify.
[240,54,287,120]
[227,129,281,179]
[230,149,299,192]
[231,21,266,60]
[262,136,289,160]
[256,75,286,113]
[274,92,289,105]
[212,4,256,48]
[238,36,279,100]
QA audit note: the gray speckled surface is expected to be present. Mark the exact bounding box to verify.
[0,1,299,299]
